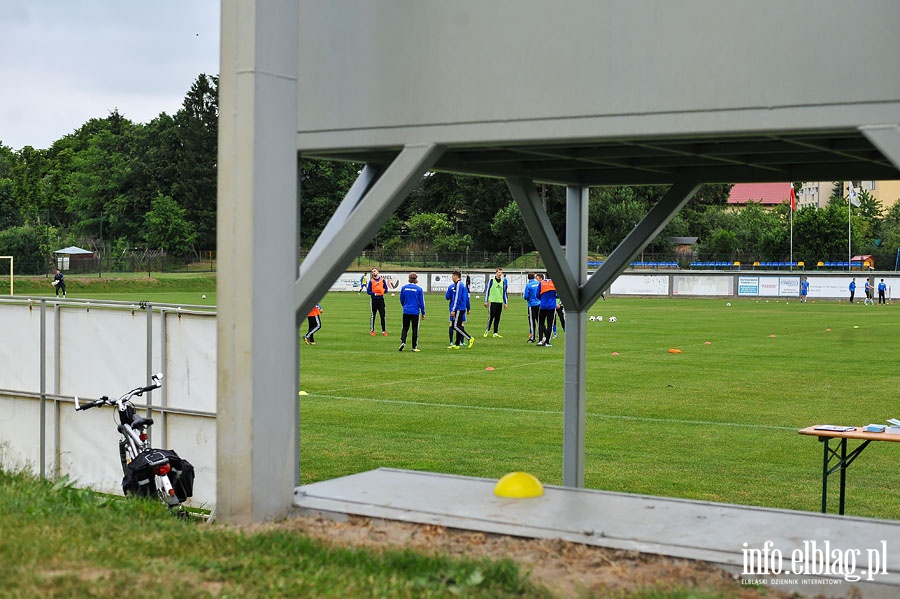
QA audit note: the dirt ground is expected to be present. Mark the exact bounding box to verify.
[256,514,804,598]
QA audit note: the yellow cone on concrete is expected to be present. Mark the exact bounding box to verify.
[494,471,544,498]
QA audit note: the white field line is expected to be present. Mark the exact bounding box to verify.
[301,393,797,432]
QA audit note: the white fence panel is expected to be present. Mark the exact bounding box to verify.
[0,303,52,392]
[0,300,217,510]
[60,308,158,399]
[166,414,216,507]
[163,312,217,412]
[0,394,45,471]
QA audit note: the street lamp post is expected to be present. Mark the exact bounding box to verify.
[98,210,103,278]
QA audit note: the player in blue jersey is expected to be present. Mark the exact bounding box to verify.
[536,273,558,346]
[445,270,473,349]
[522,271,541,343]
[398,272,425,351]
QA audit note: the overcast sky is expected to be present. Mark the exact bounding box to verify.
[0,1,220,151]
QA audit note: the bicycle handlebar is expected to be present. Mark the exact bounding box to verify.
[74,372,164,411]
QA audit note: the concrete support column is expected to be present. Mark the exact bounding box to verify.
[217,0,299,523]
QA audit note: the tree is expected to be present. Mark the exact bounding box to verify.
[700,229,738,259]
[409,174,529,252]
[490,202,532,254]
[11,145,49,226]
[0,225,46,274]
[735,202,787,260]
[589,186,654,253]
[407,212,453,246]
[0,178,22,229]
[0,142,15,179]
[793,201,850,262]
[871,202,900,268]
[144,193,197,254]
[677,183,734,241]
[299,159,362,248]
[62,112,139,242]
[172,74,219,250]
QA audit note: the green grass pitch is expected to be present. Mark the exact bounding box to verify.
[299,292,900,520]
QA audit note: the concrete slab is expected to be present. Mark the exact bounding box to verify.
[294,468,900,598]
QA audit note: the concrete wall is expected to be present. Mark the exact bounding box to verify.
[330,270,900,301]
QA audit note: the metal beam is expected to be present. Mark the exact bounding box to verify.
[217,0,299,524]
[506,177,580,311]
[583,180,701,305]
[302,163,381,266]
[296,144,444,318]
[862,125,900,172]
[563,186,588,487]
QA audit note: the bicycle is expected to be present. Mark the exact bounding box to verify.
[75,373,195,513]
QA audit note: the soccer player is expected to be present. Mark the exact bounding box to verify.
[864,278,873,305]
[367,268,388,335]
[446,270,473,349]
[878,278,887,304]
[398,272,425,352]
[53,269,66,297]
[303,304,322,345]
[800,276,809,303]
[553,296,566,338]
[523,272,541,343]
[536,274,557,346]
[483,267,508,337]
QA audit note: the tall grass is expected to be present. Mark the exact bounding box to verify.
[0,470,544,598]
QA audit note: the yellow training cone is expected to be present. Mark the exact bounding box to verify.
[494,472,544,498]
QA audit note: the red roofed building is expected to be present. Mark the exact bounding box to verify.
[727,183,794,209]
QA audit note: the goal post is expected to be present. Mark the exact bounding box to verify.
[0,256,12,295]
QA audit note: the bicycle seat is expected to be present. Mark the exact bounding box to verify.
[131,415,154,430]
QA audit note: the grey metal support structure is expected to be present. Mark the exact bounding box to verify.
[217,0,299,523]
[508,179,700,486]
[583,180,702,303]
[563,186,589,487]
[212,0,900,523]
[507,178,579,311]
[863,125,900,173]
[295,145,444,317]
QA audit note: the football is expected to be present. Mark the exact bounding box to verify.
[202,294,207,299]
[608,316,617,323]
[726,302,731,307]
[589,316,595,321]
[596,315,603,322]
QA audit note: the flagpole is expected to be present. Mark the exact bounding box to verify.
[789,183,795,269]
[847,181,856,269]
